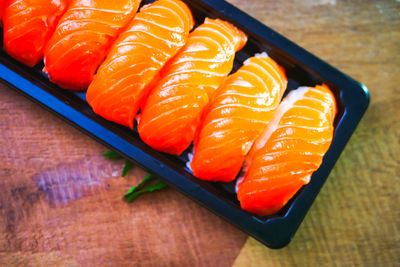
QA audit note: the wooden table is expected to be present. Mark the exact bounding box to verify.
[1,0,399,266]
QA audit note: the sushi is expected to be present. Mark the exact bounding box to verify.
[138,18,247,155]
[86,0,194,129]
[191,53,287,182]
[44,0,141,90]
[2,0,68,67]
[237,85,336,216]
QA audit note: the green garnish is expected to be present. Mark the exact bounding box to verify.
[102,150,168,202]
[124,181,168,203]
[102,150,122,159]
[122,174,154,198]
[121,160,134,177]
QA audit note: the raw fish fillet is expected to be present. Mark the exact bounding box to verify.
[3,0,67,67]
[237,85,336,216]
[138,18,247,155]
[44,0,141,90]
[191,53,287,182]
[86,0,194,129]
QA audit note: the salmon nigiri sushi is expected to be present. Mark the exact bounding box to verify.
[2,0,68,67]
[138,18,247,155]
[191,53,287,182]
[86,0,194,129]
[237,85,337,216]
[44,0,141,90]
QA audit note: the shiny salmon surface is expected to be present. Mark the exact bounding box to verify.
[3,0,67,67]
[86,0,194,129]
[237,85,336,216]
[138,18,247,155]
[44,0,141,90]
[191,53,287,182]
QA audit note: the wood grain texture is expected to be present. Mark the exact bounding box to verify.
[0,85,247,266]
[0,0,399,266]
[228,0,400,266]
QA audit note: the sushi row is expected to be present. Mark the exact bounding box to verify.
[0,0,337,216]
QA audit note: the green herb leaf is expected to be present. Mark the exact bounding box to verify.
[121,160,134,177]
[125,181,168,203]
[102,151,122,159]
[122,174,154,198]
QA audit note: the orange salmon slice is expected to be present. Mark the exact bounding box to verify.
[237,85,337,216]
[191,53,288,182]
[3,0,68,67]
[138,18,248,156]
[44,0,141,90]
[86,0,194,129]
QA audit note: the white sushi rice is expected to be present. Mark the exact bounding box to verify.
[235,174,245,194]
[241,52,269,67]
[254,51,269,58]
[185,147,195,172]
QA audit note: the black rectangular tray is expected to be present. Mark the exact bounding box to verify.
[0,0,369,248]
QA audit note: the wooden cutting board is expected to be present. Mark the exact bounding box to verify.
[1,0,399,266]
[230,0,400,266]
